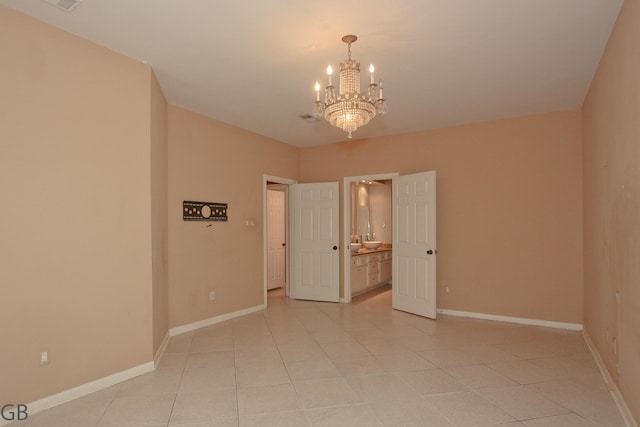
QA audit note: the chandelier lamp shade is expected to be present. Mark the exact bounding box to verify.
[312,35,388,139]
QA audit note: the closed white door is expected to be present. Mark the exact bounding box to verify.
[267,189,286,290]
[392,171,437,318]
[291,182,340,302]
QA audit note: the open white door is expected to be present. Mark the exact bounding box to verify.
[392,171,437,318]
[267,189,286,290]
[291,182,340,302]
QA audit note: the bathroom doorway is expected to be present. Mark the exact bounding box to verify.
[344,171,437,319]
[343,173,397,302]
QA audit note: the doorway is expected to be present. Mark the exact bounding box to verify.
[266,172,436,319]
[343,173,398,302]
[263,175,296,307]
[267,188,286,291]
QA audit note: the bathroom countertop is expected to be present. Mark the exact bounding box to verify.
[351,245,392,256]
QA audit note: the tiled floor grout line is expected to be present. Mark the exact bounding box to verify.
[263,308,307,424]
[231,324,241,425]
[267,291,367,424]
[92,385,119,427]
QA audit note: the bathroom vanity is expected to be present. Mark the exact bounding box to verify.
[350,248,392,296]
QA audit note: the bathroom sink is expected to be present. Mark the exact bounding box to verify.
[363,241,381,250]
[350,243,362,252]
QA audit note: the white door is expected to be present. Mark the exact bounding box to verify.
[291,182,340,302]
[392,171,437,318]
[267,189,286,290]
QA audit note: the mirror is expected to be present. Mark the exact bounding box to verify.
[356,205,370,239]
[351,180,392,243]
[351,182,371,242]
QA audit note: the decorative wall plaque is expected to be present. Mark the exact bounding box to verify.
[183,201,228,221]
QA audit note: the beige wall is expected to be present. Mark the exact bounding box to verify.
[300,111,584,324]
[167,106,299,328]
[582,0,640,421]
[0,6,156,403]
[150,71,169,356]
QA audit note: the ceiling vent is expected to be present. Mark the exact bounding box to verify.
[299,114,318,123]
[42,0,83,12]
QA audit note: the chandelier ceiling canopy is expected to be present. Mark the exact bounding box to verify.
[312,35,388,139]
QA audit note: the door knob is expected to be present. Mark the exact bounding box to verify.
[333,246,338,250]
[282,243,286,247]
[427,249,434,255]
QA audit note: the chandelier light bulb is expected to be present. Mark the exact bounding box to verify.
[327,65,333,86]
[369,64,375,85]
[314,81,320,101]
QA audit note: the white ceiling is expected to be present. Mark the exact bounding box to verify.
[1,0,623,147]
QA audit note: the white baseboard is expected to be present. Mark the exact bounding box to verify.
[0,305,271,426]
[436,308,583,331]
[0,361,155,426]
[582,330,638,427]
[154,330,171,368]
[169,304,265,336]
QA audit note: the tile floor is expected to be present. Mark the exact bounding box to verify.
[15,286,627,427]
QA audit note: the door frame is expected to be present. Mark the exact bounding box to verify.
[266,187,286,291]
[263,174,297,307]
[342,172,398,303]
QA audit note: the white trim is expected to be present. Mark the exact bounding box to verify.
[436,308,583,331]
[153,330,170,367]
[0,361,155,426]
[339,297,348,303]
[342,173,398,303]
[582,330,638,427]
[1,305,269,426]
[169,304,265,336]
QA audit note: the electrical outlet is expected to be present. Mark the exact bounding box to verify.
[445,287,450,294]
[209,291,215,301]
[40,351,49,365]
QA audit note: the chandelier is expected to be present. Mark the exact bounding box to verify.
[312,35,388,139]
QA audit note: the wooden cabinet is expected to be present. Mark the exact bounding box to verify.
[380,259,392,284]
[351,250,392,296]
[379,251,392,284]
[350,255,367,294]
[367,253,380,287]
